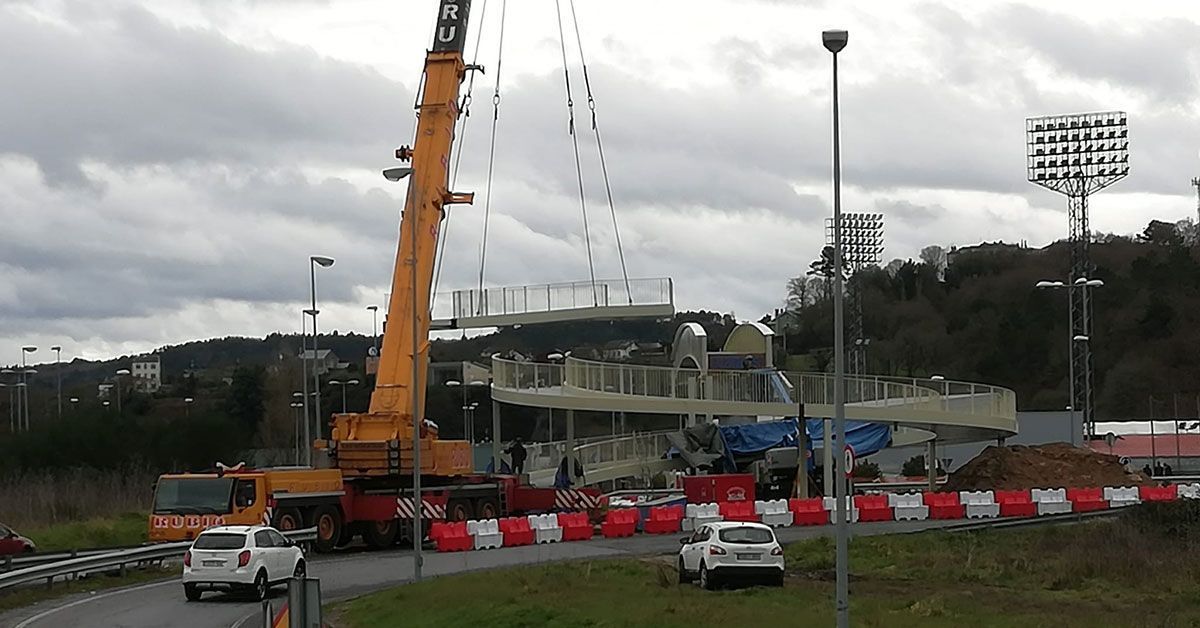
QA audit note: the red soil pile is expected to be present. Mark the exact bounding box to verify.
[942,442,1148,492]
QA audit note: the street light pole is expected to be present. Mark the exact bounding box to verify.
[115,369,130,415]
[822,28,850,628]
[367,305,380,358]
[309,255,335,458]
[1036,278,1103,439]
[21,346,36,431]
[51,345,62,421]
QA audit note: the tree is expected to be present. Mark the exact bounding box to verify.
[1139,220,1182,247]
[920,245,948,281]
[901,455,927,477]
[225,366,266,431]
[785,276,811,311]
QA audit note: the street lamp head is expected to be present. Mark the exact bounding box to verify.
[311,255,335,268]
[293,391,303,398]
[290,402,303,408]
[1035,280,1065,288]
[1073,335,1089,342]
[102,400,110,406]
[51,345,61,352]
[468,380,488,387]
[348,379,360,385]
[822,30,849,54]
[22,346,36,353]
[304,308,320,317]
[70,397,79,403]
[382,167,414,182]
[930,374,945,381]
[329,379,342,386]
[185,397,195,403]
[367,305,379,312]
[1085,279,1105,287]
[445,380,462,387]
[115,369,131,376]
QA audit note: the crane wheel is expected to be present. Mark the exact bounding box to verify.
[272,507,303,531]
[309,505,343,553]
[364,519,399,549]
[446,498,474,522]
[474,497,500,520]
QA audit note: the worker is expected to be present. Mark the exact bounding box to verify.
[504,437,527,475]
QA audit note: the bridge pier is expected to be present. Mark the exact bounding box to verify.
[823,418,833,496]
[927,439,937,491]
[492,399,501,473]
[566,409,578,485]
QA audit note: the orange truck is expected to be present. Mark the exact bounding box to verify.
[149,0,601,552]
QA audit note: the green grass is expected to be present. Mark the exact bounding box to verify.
[20,512,147,553]
[0,565,177,613]
[332,503,1200,628]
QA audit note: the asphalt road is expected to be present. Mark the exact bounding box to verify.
[0,519,958,628]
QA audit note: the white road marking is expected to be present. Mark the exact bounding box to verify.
[13,580,176,628]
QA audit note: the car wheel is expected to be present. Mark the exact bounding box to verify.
[677,558,692,584]
[293,559,306,579]
[183,584,202,602]
[700,563,716,591]
[251,570,269,601]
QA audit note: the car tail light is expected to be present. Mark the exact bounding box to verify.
[183,551,191,567]
[708,545,727,556]
[238,550,251,567]
[771,547,784,556]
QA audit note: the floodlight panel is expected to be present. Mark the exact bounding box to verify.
[1026,111,1129,196]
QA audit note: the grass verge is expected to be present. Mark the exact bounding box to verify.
[332,502,1200,628]
[19,512,148,552]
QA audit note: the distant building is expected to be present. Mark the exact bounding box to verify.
[299,349,342,376]
[428,361,492,387]
[131,355,162,393]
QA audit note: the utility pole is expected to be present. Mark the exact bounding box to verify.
[1192,177,1199,225]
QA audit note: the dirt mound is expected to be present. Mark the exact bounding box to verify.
[942,442,1148,492]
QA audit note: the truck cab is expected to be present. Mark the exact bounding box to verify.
[149,472,268,542]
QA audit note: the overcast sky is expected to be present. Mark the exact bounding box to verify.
[2,0,1198,365]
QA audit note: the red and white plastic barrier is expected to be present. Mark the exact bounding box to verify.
[961,491,1000,519]
[683,503,722,531]
[528,514,563,544]
[889,493,929,521]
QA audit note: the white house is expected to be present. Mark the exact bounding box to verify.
[131,355,162,393]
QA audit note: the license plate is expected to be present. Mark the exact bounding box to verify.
[736,553,760,561]
[202,560,225,567]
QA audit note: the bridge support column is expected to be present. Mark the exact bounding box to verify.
[823,418,833,497]
[927,439,937,492]
[566,409,578,486]
[492,400,501,474]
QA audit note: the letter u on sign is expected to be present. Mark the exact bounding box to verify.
[432,0,472,53]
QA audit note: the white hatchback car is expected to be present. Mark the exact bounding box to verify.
[678,521,784,589]
[182,525,305,601]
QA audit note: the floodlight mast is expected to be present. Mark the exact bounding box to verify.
[826,213,883,375]
[1026,111,1129,440]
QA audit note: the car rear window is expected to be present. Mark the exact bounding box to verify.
[193,533,246,550]
[718,526,775,544]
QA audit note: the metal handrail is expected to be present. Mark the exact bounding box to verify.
[432,277,673,320]
[492,356,1017,425]
[1,544,147,574]
[0,528,317,593]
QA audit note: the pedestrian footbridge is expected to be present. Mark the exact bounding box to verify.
[431,278,675,330]
[488,356,1018,488]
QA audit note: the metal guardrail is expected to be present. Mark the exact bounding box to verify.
[432,277,674,320]
[1,545,146,574]
[0,528,316,594]
[930,509,1121,534]
[878,375,1017,422]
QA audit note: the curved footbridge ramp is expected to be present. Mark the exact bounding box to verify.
[492,357,1017,487]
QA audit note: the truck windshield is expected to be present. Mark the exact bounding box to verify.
[153,478,235,515]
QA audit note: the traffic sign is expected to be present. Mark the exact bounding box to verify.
[843,444,855,478]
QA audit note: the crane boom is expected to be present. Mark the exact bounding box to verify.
[327,0,475,477]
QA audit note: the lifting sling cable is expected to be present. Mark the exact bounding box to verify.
[567,0,632,305]
[475,0,508,312]
[433,0,490,307]
[554,0,599,306]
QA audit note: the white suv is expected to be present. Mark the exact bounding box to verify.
[182,525,305,601]
[678,521,784,589]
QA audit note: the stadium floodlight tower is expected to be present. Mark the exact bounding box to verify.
[1026,111,1129,440]
[825,213,883,375]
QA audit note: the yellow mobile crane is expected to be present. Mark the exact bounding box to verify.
[324,0,476,478]
[149,1,603,552]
